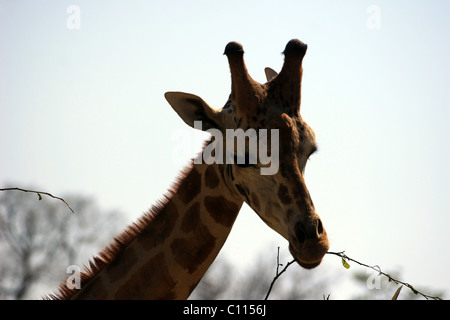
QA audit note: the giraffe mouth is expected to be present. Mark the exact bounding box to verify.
[296,259,322,269]
[289,244,323,269]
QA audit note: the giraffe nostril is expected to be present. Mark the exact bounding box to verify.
[295,219,324,243]
[317,219,323,235]
[295,222,306,244]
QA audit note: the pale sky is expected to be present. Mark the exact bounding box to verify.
[0,1,449,299]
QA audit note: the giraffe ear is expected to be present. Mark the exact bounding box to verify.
[165,91,222,131]
[264,67,278,81]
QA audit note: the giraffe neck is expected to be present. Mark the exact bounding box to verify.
[59,160,243,299]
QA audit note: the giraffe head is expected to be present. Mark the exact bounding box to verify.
[165,39,329,269]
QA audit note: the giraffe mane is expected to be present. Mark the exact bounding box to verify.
[48,159,196,300]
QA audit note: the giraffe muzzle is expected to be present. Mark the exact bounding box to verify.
[289,218,329,269]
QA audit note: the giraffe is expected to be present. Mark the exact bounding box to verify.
[51,39,329,299]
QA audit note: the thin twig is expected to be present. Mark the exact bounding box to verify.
[391,285,403,300]
[264,247,296,300]
[264,248,442,300]
[0,188,74,214]
[326,251,442,300]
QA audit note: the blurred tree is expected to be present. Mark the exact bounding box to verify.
[190,248,333,300]
[0,187,125,299]
[6,187,438,300]
[192,253,445,300]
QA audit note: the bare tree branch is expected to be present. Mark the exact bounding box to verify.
[0,187,74,214]
[0,191,125,299]
[264,248,443,300]
[326,251,442,300]
[264,247,296,300]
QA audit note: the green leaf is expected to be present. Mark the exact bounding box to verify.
[341,258,350,269]
[38,193,43,200]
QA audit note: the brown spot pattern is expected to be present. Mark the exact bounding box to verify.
[106,247,138,283]
[138,201,179,250]
[178,167,202,204]
[205,165,220,189]
[114,253,176,299]
[170,224,216,274]
[204,196,240,228]
[181,203,200,233]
